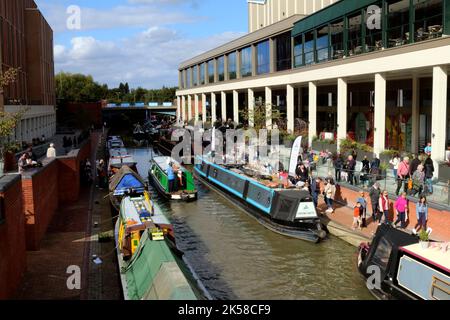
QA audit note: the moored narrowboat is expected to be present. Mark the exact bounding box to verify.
[109,166,146,213]
[358,224,449,300]
[148,156,197,201]
[114,194,200,300]
[194,157,326,243]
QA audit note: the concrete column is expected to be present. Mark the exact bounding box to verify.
[233,90,239,124]
[187,95,192,121]
[337,78,348,151]
[248,88,255,127]
[211,92,217,124]
[221,91,227,122]
[181,96,186,122]
[287,84,295,133]
[177,96,181,123]
[411,75,420,154]
[194,94,199,123]
[308,82,317,147]
[374,73,387,156]
[265,87,272,129]
[202,93,207,123]
[431,66,448,171]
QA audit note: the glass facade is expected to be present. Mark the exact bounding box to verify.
[304,32,315,65]
[414,0,443,42]
[208,60,215,83]
[256,40,270,75]
[387,0,410,48]
[228,52,237,80]
[241,46,252,78]
[348,12,363,55]
[294,35,304,67]
[330,20,344,59]
[186,68,191,88]
[180,70,184,88]
[316,26,329,62]
[193,65,198,86]
[276,32,292,71]
[200,63,205,85]
[218,56,225,81]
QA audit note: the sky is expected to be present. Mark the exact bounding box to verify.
[35,0,248,89]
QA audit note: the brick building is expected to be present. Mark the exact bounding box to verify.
[0,0,56,143]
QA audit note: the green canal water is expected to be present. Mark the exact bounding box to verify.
[128,147,374,300]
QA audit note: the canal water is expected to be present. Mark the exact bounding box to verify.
[128,147,374,300]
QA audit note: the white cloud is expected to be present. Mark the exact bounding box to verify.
[54,27,245,89]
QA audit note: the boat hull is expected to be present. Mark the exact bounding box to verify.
[194,169,323,243]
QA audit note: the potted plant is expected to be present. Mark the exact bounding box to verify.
[419,229,430,249]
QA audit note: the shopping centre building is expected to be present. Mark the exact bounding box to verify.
[176,0,450,167]
[0,0,56,143]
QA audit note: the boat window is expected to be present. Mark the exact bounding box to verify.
[371,238,393,271]
[279,199,294,215]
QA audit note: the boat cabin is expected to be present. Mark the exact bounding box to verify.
[150,156,196,196]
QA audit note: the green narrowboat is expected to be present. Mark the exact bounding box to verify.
[148,156,197,201]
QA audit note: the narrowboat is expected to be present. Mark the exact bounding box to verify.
[114,193,202,300]
[107,136,125,152]
[108,154,138,176]
[148,156,197,201]
[358,224,449,300]
[194,157,327,243]
[109,166,147,213]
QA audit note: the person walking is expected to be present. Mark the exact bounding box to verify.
[411,164,425,197]
[369,182,382,222]
[424,156,435,195]
[324,179,336,214]
[347,155,356,185]
[378,190,390,225]
[334,155,344,183]
[424,142,432,157]
[352,202,363,230]
[412,196,428,235]
[396,157,410,196]
[46,143,56,158]
[356,191,368,228]
[410,154,422,177]
[389,154,400,179]
[394,192,409,230]
[310,177,322,209]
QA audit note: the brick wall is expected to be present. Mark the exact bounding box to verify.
[58,139,91,203]
[0,175,26,299]
[22,159,59,251]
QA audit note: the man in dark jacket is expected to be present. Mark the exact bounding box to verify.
[310,177,322,208]
[410,154,421,176]
[424,156,435,195]
[334,155,344,182]
[347,155,357,185]
[369,182,381,221]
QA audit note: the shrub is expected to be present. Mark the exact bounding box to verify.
[419,230,429,242]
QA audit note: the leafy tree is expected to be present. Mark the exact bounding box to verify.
[56,72,108,102]
[239,101,283,131]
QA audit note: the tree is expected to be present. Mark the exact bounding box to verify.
[239,100,283,131]
[56,72,108,102]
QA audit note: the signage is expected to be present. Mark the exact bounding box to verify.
[296,202,318,219]
[289,136,303,177]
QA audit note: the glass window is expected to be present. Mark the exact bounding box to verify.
[228,52,237,80]
[276,32,292,71]
[365,3,384,52]
[186,68,191,88]
[200,63,205,85]
[371,238,393,271]
[180,70,184,88]
[316,25,329,62]
[256,40,270,75]
[387,0,410,48]
[218,56,225,82]
[348,13,363,55]
[330,20,344,59]
[293,35,304,67]
[414,0,443,42]
[304,32,315,65]
[193,65,198,86]
[208,60,215,83]
[241,46,252,78]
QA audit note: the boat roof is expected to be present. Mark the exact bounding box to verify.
[121,196,170,226]
[109,166,145,195]
[152,156,182,171]
[109,155,137,168]
[401,243,450,274]
[109,148,129,157]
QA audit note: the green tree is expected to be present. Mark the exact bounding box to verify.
[56,72,108,102]
[239,101,283,131]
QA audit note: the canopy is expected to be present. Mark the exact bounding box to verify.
[109,166,145,196]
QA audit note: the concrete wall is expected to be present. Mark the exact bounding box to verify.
[0,175,26,299]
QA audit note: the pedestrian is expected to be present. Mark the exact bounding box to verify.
[361,156,371,187]
[310,177,322,209]
[347,155,356,185]
[410,154,421,176]
[378,190,390,225]
[424,142,432,157]
[356,191,368,228]
[412,196,428,235]
[353,202,363,230]
[97,159,106,189]
[411,164,425,197]
[389,153,400,179]
[46,143,57,158]
[369,182,381,222]
[18,153,28,173]
[334,154,343,183]
[324,178,336,214]
[394,192,409,230]
[296,163,309,183]
[166,162,176,193]
[424,156,435,195]
[396,157,410,196]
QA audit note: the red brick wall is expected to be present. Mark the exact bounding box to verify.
[0,175,26,299]
[22,159,59,251]
[58,139,91,204]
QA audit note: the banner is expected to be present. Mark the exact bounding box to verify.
[288,136,303,177]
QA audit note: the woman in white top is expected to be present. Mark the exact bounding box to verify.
[389,154,400,179]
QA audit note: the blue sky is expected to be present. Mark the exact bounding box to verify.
[35,0,248,89]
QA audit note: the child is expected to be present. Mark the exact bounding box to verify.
[353,202,362,230]
[356,192,368,228]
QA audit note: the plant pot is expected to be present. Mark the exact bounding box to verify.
[420,241,429,249]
